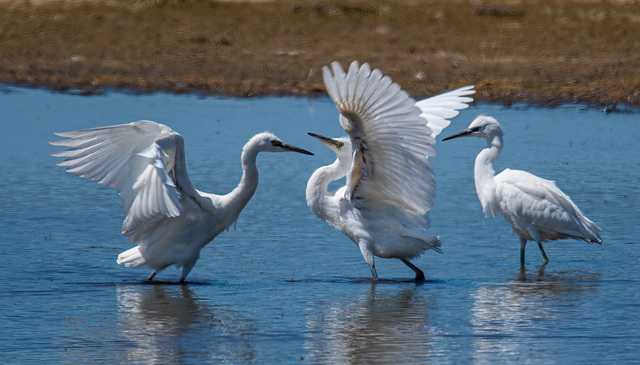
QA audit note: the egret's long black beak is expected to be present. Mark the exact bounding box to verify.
[308,132,340,147]
[283,143,314,155]
[442,129,474,141]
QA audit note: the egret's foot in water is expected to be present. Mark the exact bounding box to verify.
[401,259,425,281]
[369,266,379,281]
[146,271,157,282]
[537,241,549,265]
[520,237,527,266]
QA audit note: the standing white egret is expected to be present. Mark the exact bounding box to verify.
[51,121,313,281]
[442,115,602,264]
[307,61,474,280]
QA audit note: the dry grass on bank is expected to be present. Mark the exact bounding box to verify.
[1,0,639,107]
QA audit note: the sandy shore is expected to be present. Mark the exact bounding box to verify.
[1,0,639,108]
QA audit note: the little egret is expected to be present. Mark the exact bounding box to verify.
[307,61,474,280]
[442,115,602,264]
[51,121,313,281]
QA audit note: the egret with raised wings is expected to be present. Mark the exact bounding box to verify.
[307,61,474,280]
[51,121,313,281]
[442,115,602,264]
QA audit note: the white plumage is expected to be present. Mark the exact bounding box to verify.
[443,115,602,264]
[307,61,474,280]
[51,121,313,281]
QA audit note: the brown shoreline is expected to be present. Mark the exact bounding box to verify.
[1,0,639,108]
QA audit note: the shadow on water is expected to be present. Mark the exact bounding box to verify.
[288,276,441,285]
[114,284,256,363]
[304,283,432,364]
[75,280,219,287]
[511,265,603,295]
[469,265,602,363]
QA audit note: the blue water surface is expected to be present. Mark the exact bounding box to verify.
[0,86,638,364]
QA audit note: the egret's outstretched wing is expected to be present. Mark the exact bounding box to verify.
[50,120,191,234]
[323,61,461,228]
[415,85,475,138]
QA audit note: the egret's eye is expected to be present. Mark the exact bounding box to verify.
[336,141,344,148]
[470,126,482,132]
[271,140,282,147]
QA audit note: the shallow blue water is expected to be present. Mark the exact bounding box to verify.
[1,86,639,364]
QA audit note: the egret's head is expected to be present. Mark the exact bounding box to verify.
[249,132,314,155]
[307,133,352,159]
[442,115,503,141]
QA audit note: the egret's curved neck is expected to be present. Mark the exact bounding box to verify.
[224,143,260,217]
[474,134,503,214]
[306,158,348,218]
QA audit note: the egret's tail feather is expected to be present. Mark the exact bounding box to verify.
[423,234,442,253]
[402,231,442,256]
[574,210,603,244]
[117,246,146,267]
[581,220,603,244]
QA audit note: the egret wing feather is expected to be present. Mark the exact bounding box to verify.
[415,85,475,138]
[51,120,188,234]
[323,61,438,227]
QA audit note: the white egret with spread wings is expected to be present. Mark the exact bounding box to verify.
[51,121,312,281]
[442,115,602,264]
[306,61,474,280]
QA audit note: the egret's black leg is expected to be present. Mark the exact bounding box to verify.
[400,259,425,281]
[359,243,378,281]
[519,237,527,266]
[369,265,379,281]
[146,271,157,281]
[536,241,549,265]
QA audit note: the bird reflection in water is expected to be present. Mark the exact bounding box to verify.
[470,266,601,362]
[116,284,255,363]
[304,284,431,364]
